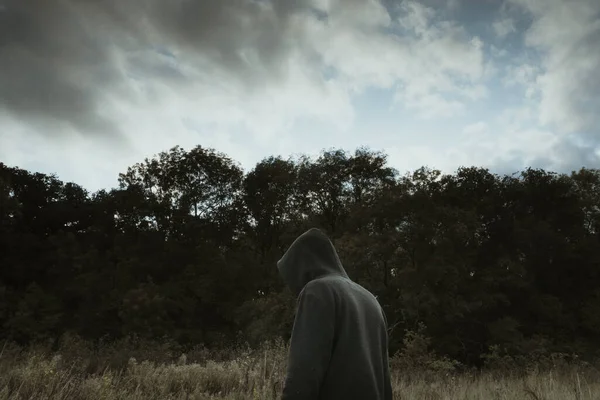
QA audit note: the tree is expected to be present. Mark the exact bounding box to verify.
[1,148,599,364]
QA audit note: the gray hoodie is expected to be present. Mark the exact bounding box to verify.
[277,228,393,400]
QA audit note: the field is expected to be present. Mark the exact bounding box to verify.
[1,336,600,400]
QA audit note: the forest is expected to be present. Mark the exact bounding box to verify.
[1,144,600,368]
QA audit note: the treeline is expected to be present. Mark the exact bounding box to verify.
[1,145,599,367]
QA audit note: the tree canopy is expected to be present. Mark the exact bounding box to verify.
[1,145,599,366]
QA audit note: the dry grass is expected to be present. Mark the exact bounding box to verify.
[1,337,600,400]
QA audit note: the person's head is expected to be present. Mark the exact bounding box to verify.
[277,228,349,296]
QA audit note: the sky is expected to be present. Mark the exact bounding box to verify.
[0,0,599,192]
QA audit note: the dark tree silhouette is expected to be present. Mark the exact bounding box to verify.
[1,148,599,366]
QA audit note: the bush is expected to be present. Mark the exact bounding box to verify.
[390,323,463,378]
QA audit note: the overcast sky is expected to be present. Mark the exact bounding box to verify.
[1,0,599,192]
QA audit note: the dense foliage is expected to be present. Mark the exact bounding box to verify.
[1,145,599,367]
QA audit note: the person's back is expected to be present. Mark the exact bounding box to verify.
[277,228,393,400]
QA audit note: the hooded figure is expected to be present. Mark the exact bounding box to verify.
[277,228,393,400]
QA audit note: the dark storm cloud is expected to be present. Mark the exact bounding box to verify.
[0,0,318,140]
[0,0,127,139]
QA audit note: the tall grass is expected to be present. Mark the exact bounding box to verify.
[1,335,599,399]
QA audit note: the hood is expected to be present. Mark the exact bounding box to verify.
[277,228,350,296]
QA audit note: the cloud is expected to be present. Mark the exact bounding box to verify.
[506,0,600,135]
[463,121,489,136]
[502,0,600,170]
[0,0,320,140]
[493,17,517,38]
[308,0,487,118]
[0,0,485,137]
[0,0,355,184]
[0,0,127,142]
[0,0,491,187]
[2,0,595,191]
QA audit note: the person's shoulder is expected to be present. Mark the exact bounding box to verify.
[303,277,331,292]
[296,279,336,309]
[338,280,382,305]
[308,274,350,289]
[301,276,344,298]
